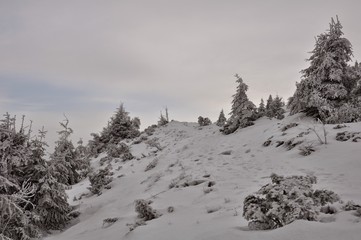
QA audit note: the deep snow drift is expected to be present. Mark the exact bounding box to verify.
[46,113,361,240]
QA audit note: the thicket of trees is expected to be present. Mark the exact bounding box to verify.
[0,114,73,240]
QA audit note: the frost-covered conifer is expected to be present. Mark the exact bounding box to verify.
[216,109,227,127]
[222,74,256,134]
[89,104,140,155]
[266,95,285,119]
[34,162,71,230]
[50,117,79,185]
[289,17,361,123]
[74,138,90,179]
[265,95,273,112]
[105,104,140,143]
[0,114,40,240]
[28,128,72,231]
[258,99,266,117]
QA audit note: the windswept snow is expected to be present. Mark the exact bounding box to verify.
[46,113,361,240]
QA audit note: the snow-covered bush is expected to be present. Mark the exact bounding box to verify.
[106,143,127,158]
[281,123,298,132]
[216,110,227,127]
[243,174,339,230]
[102,217,119,228]
[145,138,163,151]
[134,199,161,221]
[198,116,212,126]
[105,143,133,161]
[88,168,113,195]
[144,124,157,136]
[144,158,159,172]
[158,108,169,127]
[335,131,361,142]
[299,144,315,156]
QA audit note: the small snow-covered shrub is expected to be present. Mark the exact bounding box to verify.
[146,138,163,150]
[198,116,212,126]
[333,124,347,129]
[106,143,130,158]
[134,199,161,221]
[122,152,134,161]
[299,144,315,156]
[243,174,339,230]
[127,219,146,231]
[167,206,175,213]
[342,201,361,211]
[145,158,159,172]
[281,123,298,132]
[144,124,157,136]
[263,139,272,147]
[102,217,119,228]
[284,139,303,150]
[275,141,284,147]
[320,205,337,214]
[99,156,112,166]
[88,168,113,195]
[335,131,361,142]
[206,205,221,214]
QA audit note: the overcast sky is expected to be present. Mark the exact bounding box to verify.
[1,0,361,150]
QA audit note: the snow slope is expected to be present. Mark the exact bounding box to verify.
[46,113,361,240]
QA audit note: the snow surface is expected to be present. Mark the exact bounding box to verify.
[46,113,361,240]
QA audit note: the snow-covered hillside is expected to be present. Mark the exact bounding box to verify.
[46,113,361,240]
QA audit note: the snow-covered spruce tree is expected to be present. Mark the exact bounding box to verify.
[289,17,361,123]
[88,167,113,195]
[28,129,72,231]
[216,109,227,127]
[265,95,273,113]
[266,95,285,120]
[50,117,79,185]
[257,98,266,117]
[0,113,40,240]
[222,74,257,134]
[103,104,140,143]
[74,138,91,179]
[89,104,140,155]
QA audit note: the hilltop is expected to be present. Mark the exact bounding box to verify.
[45,112,361,240]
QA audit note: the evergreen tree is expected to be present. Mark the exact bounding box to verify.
[265,95,273,113]
[222,74,256,134]
[258,99,266,117]
[271,95,286,120]
[88,104,141,155]
[27,127,72,231]
[50,117,79,185]
[289,17,361,123]
[34,162,71,230]
[74,138,90,179]
[216,109,227,127]
[106,104,140,142]
[0,113,40,240]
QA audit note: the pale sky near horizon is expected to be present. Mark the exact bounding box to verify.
[1,0,361,150]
